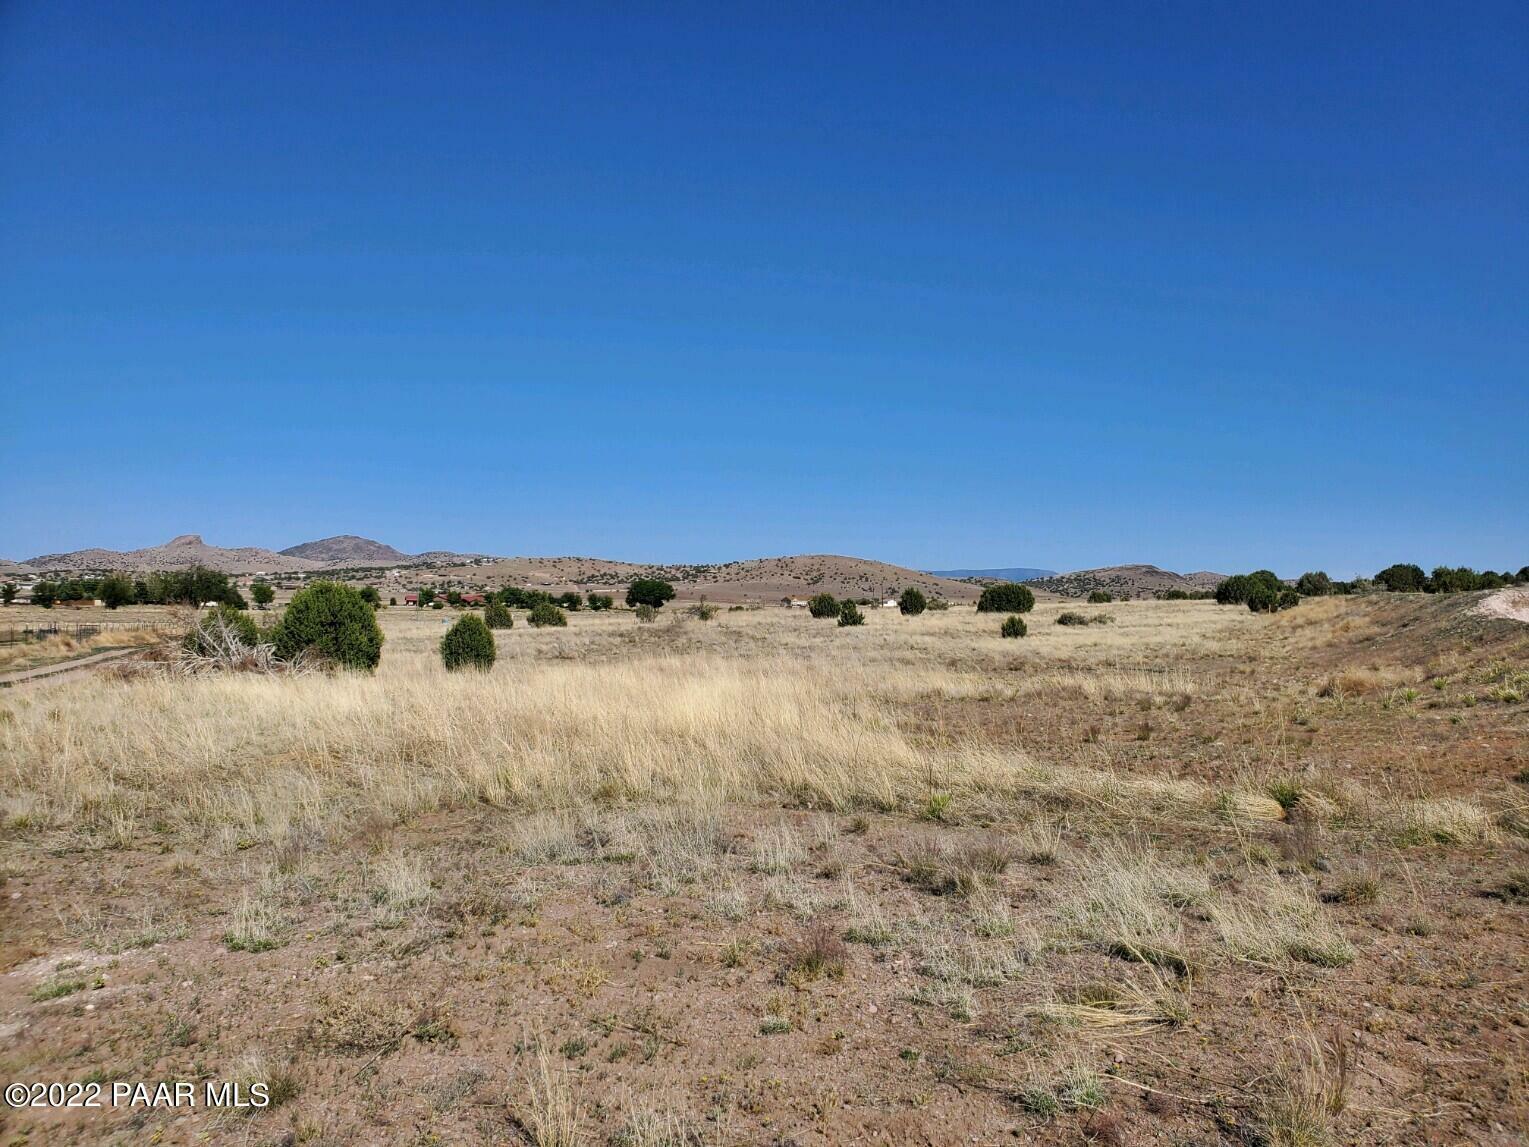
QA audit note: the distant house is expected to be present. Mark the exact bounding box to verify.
[460,593,486,605]
[787,598,808,609]
[404,593,420,605]
[882,598,898,608]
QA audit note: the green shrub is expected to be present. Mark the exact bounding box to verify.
[431,600,444,610]
[1000,615,1027,638]
[1295,571,1333,596]
[587,593,614,611]
[484,600,514,629]
[1086,590,1112,604]
[634,603,657,622]
[926,597,950,611]
[271,581,384,671]
[808,593,839,619]
[837,600,865,627]
[1055,611,1089,626]
[358,586,381,608]
[626,579,676,609]
[440,614,496,671]
[1374,563,1427,593]
[1216,570,1283,605]
[1248,586,1300,613]
[557,592,584,610]
[976,583,1034,613]
[689,600,719,621]
[99,574,135,609]
[898,588,927,616]
[184,604,259,654]
[528,602,568,628]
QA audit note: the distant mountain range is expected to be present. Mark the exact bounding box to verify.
[6,537,1226,603]
[927,566,1057,581]
[17,534,487,574]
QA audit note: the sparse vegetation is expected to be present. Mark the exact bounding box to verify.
[484,599,514,628]
[1000,615,1026,638]
[0,586,1519,1145]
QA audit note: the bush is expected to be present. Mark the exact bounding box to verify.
[1295,571,1333,596]
[1087,590,1113,604]
[689,600,719,621]
[808,593,839,619]
[1248,586,1300,613]
[976,583,1034,613]
[99,574,135,609]
[837,600,865,627]
[358,586,381,608]
[184,604,259,655]
[634,603,657,622]
[1374,563,1427,593]
[926,597,950,611]
[557,592,583,610]
[249,581,275,609]
[271,581,384,671]
[1216,570,1282,605]
[626,579,676,609]
[587,593,614,611]
[484,600,514,629]
[1000,615,1027,638]
[440,614,496,671]
[1055,611,1089,626]
[528,602,568,628]
[898,588,927,616]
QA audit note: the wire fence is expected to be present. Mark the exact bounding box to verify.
[0,621,178,647]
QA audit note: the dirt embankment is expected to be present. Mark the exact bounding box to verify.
[1478,586,1529,625]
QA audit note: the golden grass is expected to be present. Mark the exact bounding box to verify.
[0,603,1504,858]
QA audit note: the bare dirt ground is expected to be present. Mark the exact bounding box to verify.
[1479,587,1529,626]
[1,596,1525,1146]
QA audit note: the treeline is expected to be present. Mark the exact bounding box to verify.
[20,568,246,610]
[1212,563,1527,614]
[410,586,617,611]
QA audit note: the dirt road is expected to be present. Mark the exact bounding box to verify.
[0,646,143,688]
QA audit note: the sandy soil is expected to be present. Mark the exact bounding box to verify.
[1478,587,1529,625]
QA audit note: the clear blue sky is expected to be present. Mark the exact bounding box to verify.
[2,2,1524,577]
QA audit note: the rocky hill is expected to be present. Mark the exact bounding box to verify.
[928,566,1056,581]
[426,554,984,604]
[23,534,324,575]
[1023,564,1227,599]
[279,535,412,564]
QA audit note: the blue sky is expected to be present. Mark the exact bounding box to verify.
[2,2,1524,577]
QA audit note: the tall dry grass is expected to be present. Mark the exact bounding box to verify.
[0,603,1504,849]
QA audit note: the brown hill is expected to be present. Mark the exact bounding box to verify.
[1024,564,1226,599]
[280,535,413,564]
[24,534,324,575]
[424,554,984,604]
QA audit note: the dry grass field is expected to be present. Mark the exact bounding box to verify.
[1,596,1525,1145]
